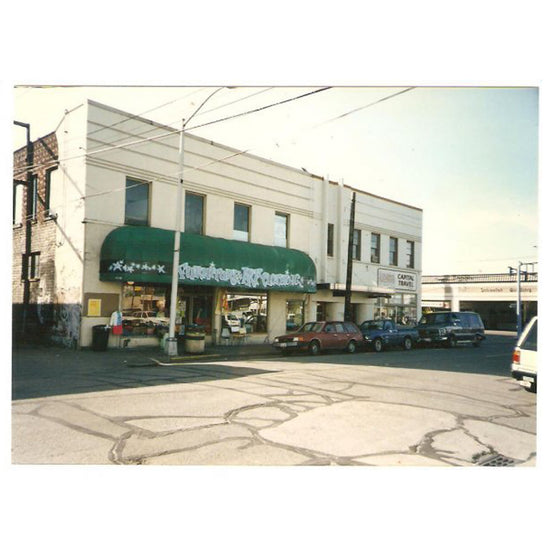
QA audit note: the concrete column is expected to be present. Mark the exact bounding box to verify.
[305,295,317,323]
[212,288,223,344]
[267,291,287,342]
[326,301,345,321]
[355,302,371,324]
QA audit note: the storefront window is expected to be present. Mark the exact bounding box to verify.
[122,284,168,337]
[223,292,268,334]
[374,294,417,325]
[286,300,304,332]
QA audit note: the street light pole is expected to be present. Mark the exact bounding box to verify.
[164,87,228,356]
[166,120,186,357]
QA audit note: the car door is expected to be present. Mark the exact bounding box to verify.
[323,322,340,349]
[451,313,466,342]
[384,320,399,345]
[334,322,348,349]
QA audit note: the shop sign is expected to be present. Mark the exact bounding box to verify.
[107,259,315,292]
[378,268,417,291]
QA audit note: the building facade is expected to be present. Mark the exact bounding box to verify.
[12,100,422,348]
[422,273,538,330]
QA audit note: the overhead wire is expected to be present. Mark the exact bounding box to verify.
[13,87,331,175]
[14,87,417,222]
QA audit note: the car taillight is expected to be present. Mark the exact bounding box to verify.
[512,349,521,364]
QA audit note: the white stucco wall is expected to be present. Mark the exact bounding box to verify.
[53,100,424,345]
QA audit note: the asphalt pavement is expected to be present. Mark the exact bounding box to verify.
[11,331,536,466]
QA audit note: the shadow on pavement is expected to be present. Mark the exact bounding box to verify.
[12,347,278,400]
[263,333,518,377]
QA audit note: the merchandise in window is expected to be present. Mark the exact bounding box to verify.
[223,292,268,334]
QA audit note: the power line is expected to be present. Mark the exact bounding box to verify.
[13,87,332,175]
[186,87,332,131]
[13,86,421,219]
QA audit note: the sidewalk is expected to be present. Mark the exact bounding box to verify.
[148,341,278,366]
[12,340,279,368]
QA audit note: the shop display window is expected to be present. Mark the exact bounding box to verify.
[122,284,168,337]
[223,292,267,334]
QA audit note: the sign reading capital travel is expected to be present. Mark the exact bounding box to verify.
[378,268,417,291]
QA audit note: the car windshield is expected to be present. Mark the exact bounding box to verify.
[298,322,324,333]
[419,313,451,325]
[361,320,383,330]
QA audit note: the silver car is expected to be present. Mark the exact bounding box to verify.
[511,316,537,393]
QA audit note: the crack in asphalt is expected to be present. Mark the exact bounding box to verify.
[12,358,537,466]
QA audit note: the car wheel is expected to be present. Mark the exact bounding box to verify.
[403,337,413,351]
[346,340,357,353]
[373,338,383,352]
[473,335,482,347]
[309,340,321,356]
[447,335,457,348]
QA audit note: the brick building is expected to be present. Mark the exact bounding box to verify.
[12,133,65,344]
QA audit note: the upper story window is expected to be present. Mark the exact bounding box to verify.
[125,178,150,226]
[45,167,58,217]
[185,192,205,234]
[389,237,398,266]
[13,181,24,225]
[406,240,415,269]
[274,212,289,247]
[352,229,361,261]
[371,233,380,263]
[234,203,250,241]
[327,223,334,257]
[30,175,38,220]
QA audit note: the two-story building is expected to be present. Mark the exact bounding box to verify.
[12,100,422,349]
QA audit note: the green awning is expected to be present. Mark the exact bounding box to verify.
[100,226,316,293]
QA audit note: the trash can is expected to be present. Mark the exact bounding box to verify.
[184,324,206,354]
[92,324,110,351]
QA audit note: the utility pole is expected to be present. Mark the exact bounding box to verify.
[14,121,33,336]
[344,192,356,322]
[509,261,537,338]
[166,120,186,357]
[165,87,228,356]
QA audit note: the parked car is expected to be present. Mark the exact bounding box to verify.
[417,311,485,348]
[222,314,241,333]
[511,316,537,393]
[360,319,419,352]
[273,321,363,355]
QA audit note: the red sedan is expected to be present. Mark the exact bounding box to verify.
[273,321,362,355]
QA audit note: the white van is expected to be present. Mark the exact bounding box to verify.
[511,316,537,393]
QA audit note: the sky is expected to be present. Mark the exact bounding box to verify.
[12,85,539,275]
